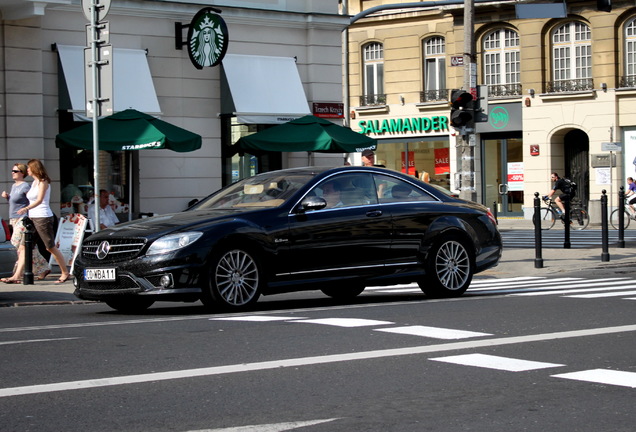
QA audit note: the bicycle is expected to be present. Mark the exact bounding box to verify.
[534,197,590,230]
[609,198,636,230]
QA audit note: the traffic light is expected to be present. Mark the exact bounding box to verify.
[449,89,474,129]
[597,0,611,12]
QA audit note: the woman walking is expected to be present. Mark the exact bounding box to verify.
[1,163,51,283]
[17,159,70,284]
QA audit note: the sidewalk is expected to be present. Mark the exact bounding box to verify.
[0,218,634,307]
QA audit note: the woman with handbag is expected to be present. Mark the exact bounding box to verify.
[16,159,70,284]
[1,163,50,283]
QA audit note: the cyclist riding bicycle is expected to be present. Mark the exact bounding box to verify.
[543,172,571,218]
[626,176,636,220]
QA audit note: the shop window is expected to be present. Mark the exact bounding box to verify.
[421,37,447,102]
[482,28,521,97]
[548,22,593,92]
[361,42,385,106]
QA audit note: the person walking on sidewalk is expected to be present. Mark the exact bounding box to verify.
[16,159,70,284]
[1,163,51,284]
[544,172,569,217]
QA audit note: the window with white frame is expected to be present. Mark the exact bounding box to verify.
[625,17,636,86]
[363,42,384,105]
[483,28,520,96]
[423,37,446,101]
[551,22,592,91]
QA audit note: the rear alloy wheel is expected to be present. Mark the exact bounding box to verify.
[105,298,155,313]
[204,248,262,310]
[320,283,365,300]
[419,237,473,298]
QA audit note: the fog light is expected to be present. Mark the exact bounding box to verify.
[160,274,173,288]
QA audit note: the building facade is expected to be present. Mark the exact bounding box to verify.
[0,0,348,218]
[346,0,636,220]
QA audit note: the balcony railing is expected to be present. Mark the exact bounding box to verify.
[419,89,450,103]
[619,76,636,88]
[488,84,522,97]
[546,79,594,93]
[359,94,387,106]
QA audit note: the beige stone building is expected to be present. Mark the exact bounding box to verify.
[346,0,636,220]
[0,0,347,218]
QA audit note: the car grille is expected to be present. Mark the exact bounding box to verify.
[82,238,146,262]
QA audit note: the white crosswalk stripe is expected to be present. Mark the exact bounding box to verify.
[430,353,564,372]
[501,229,636,249]
[552,369,636,388]
[366,276,636,300]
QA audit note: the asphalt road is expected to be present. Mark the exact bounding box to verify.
[0,274,634,432]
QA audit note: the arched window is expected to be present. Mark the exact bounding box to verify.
[422,37,446,101]
[362,42,385,106]
[622,17,636,87]
[549,22,592,92]
[482,28,520,96]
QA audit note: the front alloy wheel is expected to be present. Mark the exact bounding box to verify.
[204,248,262,310]
[419,237,473,298]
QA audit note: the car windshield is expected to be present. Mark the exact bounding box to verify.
[193,172,316,210]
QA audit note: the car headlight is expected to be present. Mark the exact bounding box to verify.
[147,232,203,255]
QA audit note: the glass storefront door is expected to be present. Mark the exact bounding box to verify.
[482,136,523,217]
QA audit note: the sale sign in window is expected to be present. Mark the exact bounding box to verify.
[434,148,450,175]
[507,162,524,191]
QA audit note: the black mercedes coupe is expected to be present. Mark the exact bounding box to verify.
[73,166,502,312]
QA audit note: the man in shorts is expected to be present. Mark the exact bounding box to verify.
[545,172,569,216]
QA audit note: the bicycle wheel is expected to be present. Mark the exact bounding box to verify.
[533,207,555,230]
[610,209,630,230]
[570,208,589,230]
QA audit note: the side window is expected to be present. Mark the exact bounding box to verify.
[374,174,437,203]
[312,173,379,209]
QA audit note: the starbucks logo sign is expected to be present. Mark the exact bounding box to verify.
[187,8,229,69]
[489,106,510,130]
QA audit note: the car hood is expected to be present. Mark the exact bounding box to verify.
[86,209,247,241]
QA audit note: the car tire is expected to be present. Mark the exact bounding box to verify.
[202,247,262,310]
[105,298,155,313]
[419,235,473,298]
[320,283,365,300]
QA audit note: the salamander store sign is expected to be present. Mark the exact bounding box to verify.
[187,8,229,69]
[358,116,449,135]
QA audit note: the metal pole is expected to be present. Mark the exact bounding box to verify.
[459,0,477,202]
[618,186,625,248]
[533,192,543,268]
[601,189,610,261]
[23,220,34,285]
[563,195,571,249]
[91,0,101,232]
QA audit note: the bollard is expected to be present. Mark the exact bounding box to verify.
[601,189,610,262]
[563,195,571,249]
[533,192,543,268]
[492,201,498,223]
[618,186,625,248]
[22,217,34,285]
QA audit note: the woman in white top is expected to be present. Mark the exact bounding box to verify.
[17,159,70,284]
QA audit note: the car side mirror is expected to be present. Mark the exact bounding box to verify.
[298,196,327,212]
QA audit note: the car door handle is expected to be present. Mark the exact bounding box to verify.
[366,210,383,217]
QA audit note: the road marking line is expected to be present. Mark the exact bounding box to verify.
[514,284,636,297]
[565,290,636,298]
[552,369,636,388]
[190,418,339,432]
[430,353,564,372]
[0,337,81,346]
[293,318,394,327]
[1,324,635,398]
[211,316,306,322]
[374,326,492,339]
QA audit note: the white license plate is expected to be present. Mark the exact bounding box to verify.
[84,268,116,281]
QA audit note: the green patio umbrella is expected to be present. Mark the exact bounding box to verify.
[236,115,376,154]
[55,109,202,152]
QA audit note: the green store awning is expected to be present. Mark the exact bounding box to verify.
[55,109,202,152]
[236,115,376,154]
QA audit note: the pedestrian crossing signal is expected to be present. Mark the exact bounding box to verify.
[449,89,474,128]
